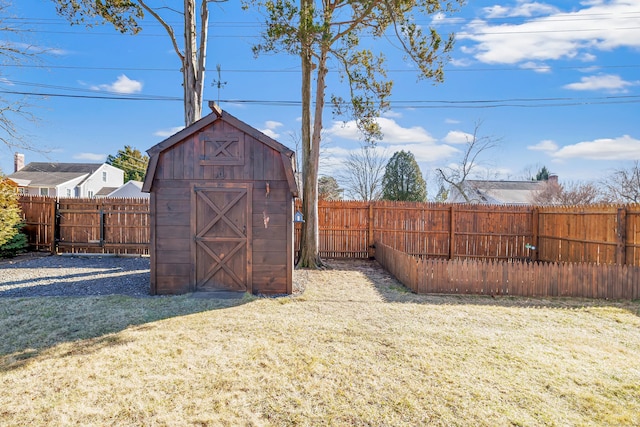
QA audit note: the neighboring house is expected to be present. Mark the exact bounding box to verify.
[103,180,149,199]
[7,153,124,198]
[448,176,557,204]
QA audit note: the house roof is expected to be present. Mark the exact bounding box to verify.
[106,180,149,198]
[8,162,102,187]
[143,104,298,196]
[95,187,119,196]
[449,180,545,204]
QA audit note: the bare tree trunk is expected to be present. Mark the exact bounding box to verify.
[183,0,202,126]
[297,0,323,268]
[195,0,208,122]
[299,47,328,268]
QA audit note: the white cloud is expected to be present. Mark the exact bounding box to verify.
[261,129,280,139]
[579,53,597,62]
[382,110,403,118]
[520,61,552,73]
[551,135,640,160]
[324,117,436,144]
[483,1,560,18]
[154,126,184,138]
[442,130,474,144]
[445,118,461,124]
[449,57,473,67]
[91,74,143,94]
[260,120,283,139]
[431,13,466,25]
[460,1,640,65]
[528,140,559,151]
[74,152,106,162]
[563,74,639,93]
[390,143,460,163]
[264,120,283,130]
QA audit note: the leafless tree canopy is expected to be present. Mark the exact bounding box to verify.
[602,161,640,203]
[531,180,603,205]
[436,120,501,202]
[0,1,39,157]
[339,145,387,201]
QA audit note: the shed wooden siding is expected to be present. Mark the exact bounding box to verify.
[146,111,295,295]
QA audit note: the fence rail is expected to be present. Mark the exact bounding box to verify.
[376,242,640,300]
[18,196,640,266]
[19,195,149,255]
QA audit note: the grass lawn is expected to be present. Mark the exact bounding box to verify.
[1,259,639,426]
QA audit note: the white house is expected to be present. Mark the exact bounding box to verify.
[8,153,124,198]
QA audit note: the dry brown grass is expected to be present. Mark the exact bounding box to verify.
[1,259,639,426]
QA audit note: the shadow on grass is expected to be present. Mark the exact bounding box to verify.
[0,293,255,371]
[322,258,640,316]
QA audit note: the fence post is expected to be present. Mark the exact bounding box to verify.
[367,203,374,259]
[532,208,539,262]
[449,205,456,260]
[616,207,627,265]
[53,200,60,254]
[99,209,105,248]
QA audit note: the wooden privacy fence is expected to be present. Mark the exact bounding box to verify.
[296,201,640,267]
[18,196,640,266]
[296,201,537,260]
[376,242,640,300]
[18,195,149,255]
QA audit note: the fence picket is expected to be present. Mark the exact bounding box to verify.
[376,242,637,300]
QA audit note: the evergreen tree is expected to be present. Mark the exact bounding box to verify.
[536,166,550,181]
[318,176,343,201]
[382,151,427,202]
[106,145,149,182]
[0,174,27,257]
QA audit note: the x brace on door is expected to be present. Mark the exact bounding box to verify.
[194,189,247,289]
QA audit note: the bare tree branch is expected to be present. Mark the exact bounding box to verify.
[436,120,500,202]
[339,145,387,201]
[602,161,640,203]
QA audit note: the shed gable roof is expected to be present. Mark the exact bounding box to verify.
[142,105,298,196]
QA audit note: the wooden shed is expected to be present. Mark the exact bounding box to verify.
[142,104,298,295]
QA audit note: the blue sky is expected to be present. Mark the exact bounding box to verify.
[1,0,639,195]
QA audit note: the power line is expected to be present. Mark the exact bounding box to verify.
[0,89,181,101]
[2,87,638,107]
[4,63,640,74]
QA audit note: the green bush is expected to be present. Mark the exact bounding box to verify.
[0,175,27,257]
[0,222,27,258]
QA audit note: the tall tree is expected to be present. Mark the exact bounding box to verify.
[52,0,226,126]
[339,145,386,201]
[253,0,462,267]
[106,145,149,182]
[436,120,500,203]
[318,176,343,200]
[382,150,427,202]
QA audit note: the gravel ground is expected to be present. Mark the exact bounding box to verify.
[0,254,151,297]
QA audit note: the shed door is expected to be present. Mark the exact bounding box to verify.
[193,183,252,292]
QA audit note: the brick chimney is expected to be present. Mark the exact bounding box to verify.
[548,173,558,184]
[14,153,24,172]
